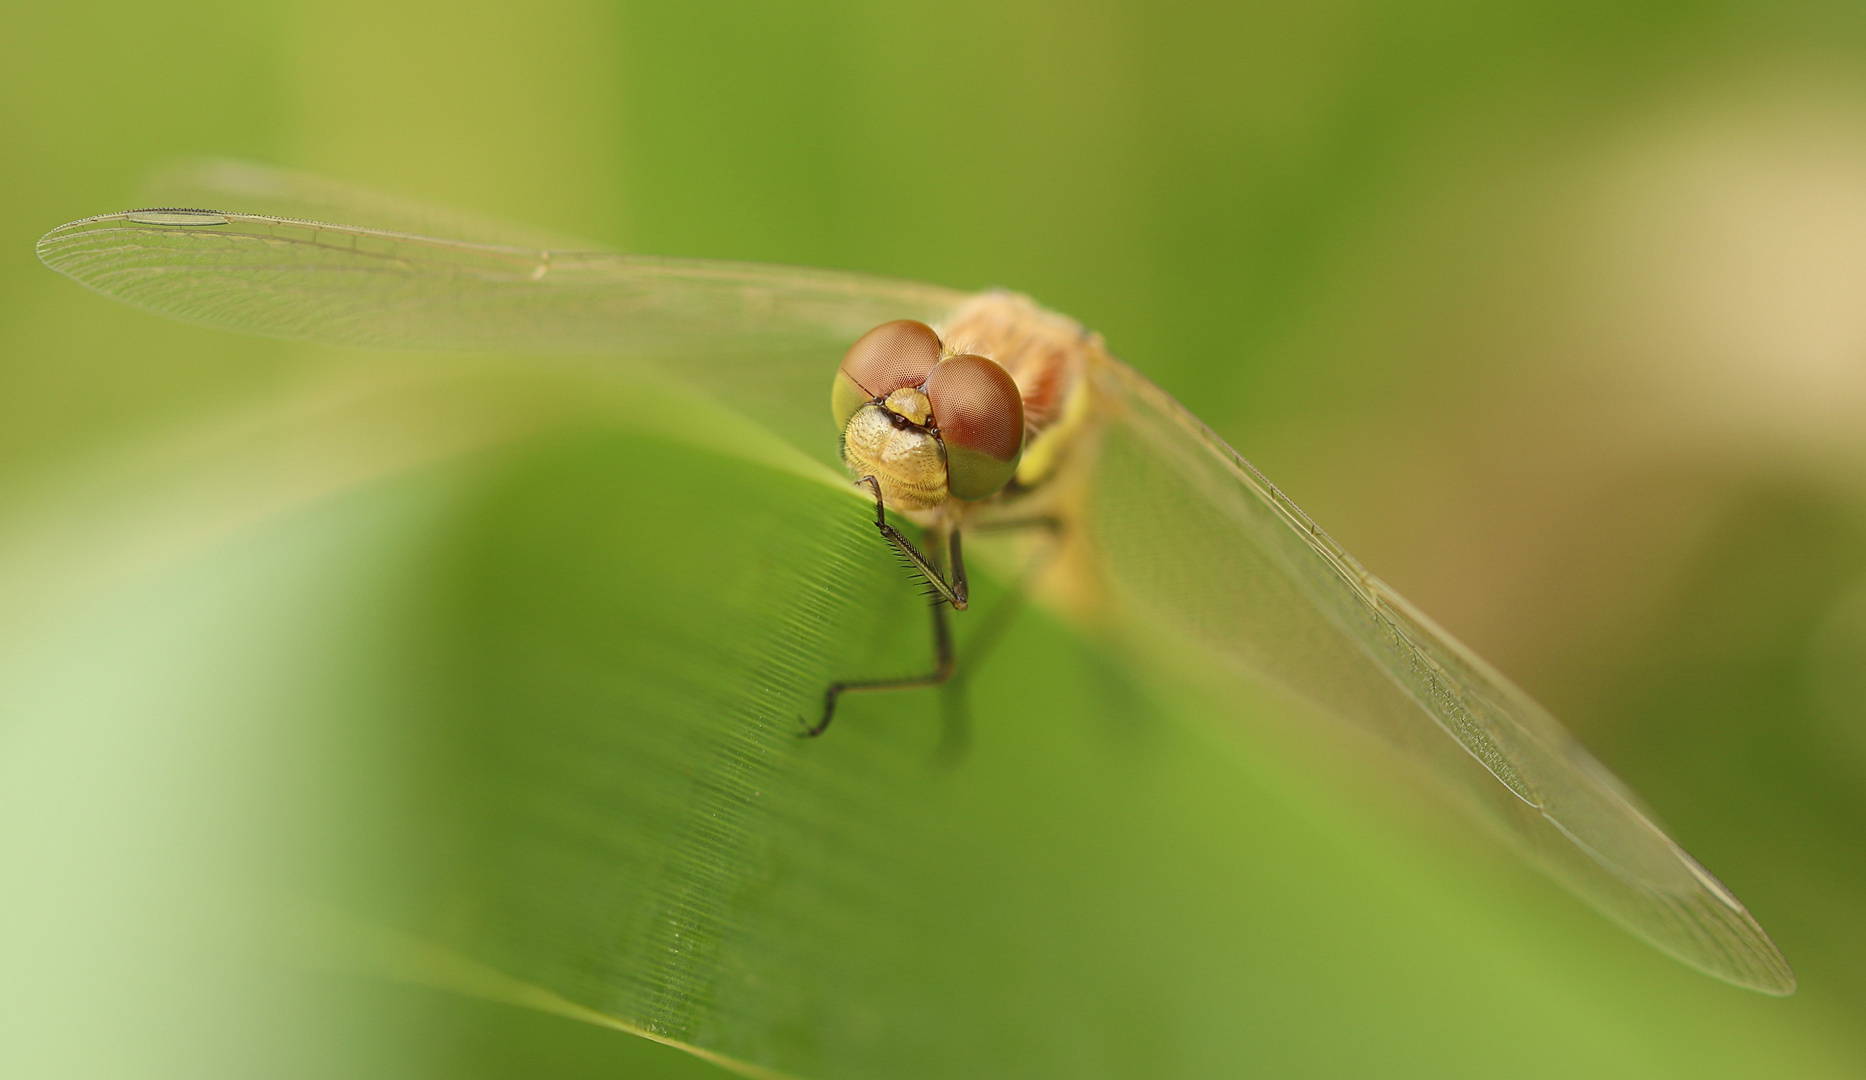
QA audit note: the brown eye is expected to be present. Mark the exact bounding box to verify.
[924,352,1024,501]
[833,320,943,429]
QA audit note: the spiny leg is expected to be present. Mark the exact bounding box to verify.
[858,476,967,610]
[802,488,1059,741]
[802,479,964,738]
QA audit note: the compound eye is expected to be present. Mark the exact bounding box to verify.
[924,353,1024,501]
[832,320,943,429]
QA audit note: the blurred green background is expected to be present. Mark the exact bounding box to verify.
[4,0,1866,1077]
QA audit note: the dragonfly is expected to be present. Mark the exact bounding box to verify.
[36,159,1794,995]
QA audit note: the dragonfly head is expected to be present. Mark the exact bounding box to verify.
[833,320,1025,509]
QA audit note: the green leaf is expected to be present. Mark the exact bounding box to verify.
[0,363,1847,1079]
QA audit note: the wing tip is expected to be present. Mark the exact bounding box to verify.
[1738,938,1798,997]
[35,210,146,270]
[1651,910,1797,996]
[1723,959,1798,997]
[1758,974,1799,997]
[34,216,94,274]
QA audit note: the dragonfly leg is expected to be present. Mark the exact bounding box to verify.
[802,480,967,738]
[857,476,967,610]
[802,485,1045,740]
[803,514,1065,743]
[803,599,954,737]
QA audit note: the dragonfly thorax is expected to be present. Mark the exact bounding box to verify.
[841,402,948,510]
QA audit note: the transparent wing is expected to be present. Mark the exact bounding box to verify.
[36,210,963,357]
[37,161,966,461]
[1084,357,1795,994]
[133,158,613,251]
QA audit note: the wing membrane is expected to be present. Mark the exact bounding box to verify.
[1086,358,1794,994]
[136,158,610,251]
[37,210,963,356]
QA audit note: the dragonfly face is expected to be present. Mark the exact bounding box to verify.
[834,319,1026,511]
